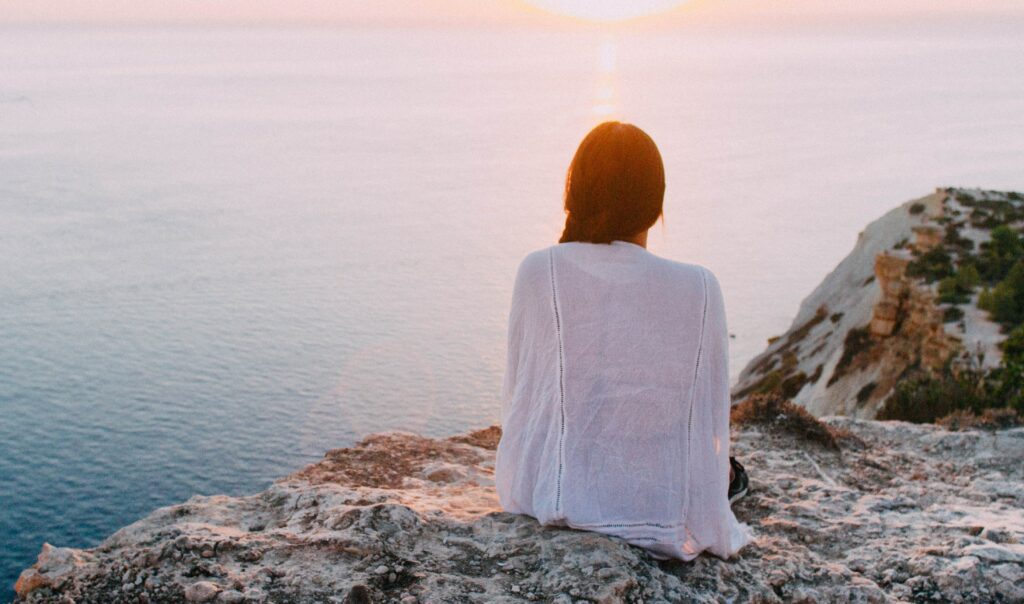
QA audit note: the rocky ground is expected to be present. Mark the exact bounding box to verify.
[14,418,1024,604]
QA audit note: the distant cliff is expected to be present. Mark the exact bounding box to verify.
[733,188,1020,419]
[14,415,1024,603]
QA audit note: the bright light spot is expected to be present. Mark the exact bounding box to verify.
[523,0,690,22]
[591,40,619,119]
[593,102,617,117]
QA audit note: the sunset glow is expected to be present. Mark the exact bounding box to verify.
[592,40,619,118]
[522,0,691,22]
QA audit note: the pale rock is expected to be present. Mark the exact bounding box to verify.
[184,580,220,602]
[12,422,1024,603]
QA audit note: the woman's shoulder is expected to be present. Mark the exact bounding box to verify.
[643,255,726,304]
[510,246,557,294]
[514,243,721,292]
[644,253,715,283]
[515,246,555,278]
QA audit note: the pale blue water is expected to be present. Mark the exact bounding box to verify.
[2,23,1024,597]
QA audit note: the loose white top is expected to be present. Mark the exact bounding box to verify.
[495,241,753,560]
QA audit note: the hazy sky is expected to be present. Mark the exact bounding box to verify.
[1,0,1022,26]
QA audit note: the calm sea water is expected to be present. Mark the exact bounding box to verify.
[2,23,1023,595]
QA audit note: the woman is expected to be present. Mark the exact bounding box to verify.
[495,121,752,561]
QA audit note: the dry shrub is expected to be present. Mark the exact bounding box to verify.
[447,425,502,450]
[731,393,845,450]
[937,407,1022,431]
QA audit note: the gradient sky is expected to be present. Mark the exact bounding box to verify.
[2,0,1022,26]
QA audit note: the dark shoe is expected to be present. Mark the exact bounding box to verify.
[728,457,749,504]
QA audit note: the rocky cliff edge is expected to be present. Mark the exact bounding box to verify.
[13,416,1024,604]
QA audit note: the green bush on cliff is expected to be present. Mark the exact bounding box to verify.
[944,223,974,252]
[906,247,954,283]
[978,259,1024,326]
[977,225,1024,281]
[938,263,980,305]
[879,361,1024,424]
[1000,324,1024,360]
[878,369,983,423]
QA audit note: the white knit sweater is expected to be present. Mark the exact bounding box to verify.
[495,240,753,560]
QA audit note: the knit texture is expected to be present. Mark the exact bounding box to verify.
[495,241,753,560]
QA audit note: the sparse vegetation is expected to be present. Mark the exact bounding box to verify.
[790,307,829,342]
[906,248,954,283]
[731,393,848,450]
[742,190,1024,426]
[938,264,979,305]
[943,222,974,252]
[827,326,873,386]
[856,382,877,404]
[977,225,1023,282]
[937,407,1022,431]
[878,367,985,424]
[978,259,1024,325]
[878,358,1024,424]
[961,196,1024,228]
[735,308,829,400]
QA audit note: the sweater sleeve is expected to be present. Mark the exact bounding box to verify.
[500,253,534,429]
[682,267,753,559]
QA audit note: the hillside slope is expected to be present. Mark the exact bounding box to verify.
[733,188,1015,418]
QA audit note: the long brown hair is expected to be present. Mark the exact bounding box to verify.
[559,121,665,244]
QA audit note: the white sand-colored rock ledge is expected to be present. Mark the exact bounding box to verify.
[13,421,1024,604]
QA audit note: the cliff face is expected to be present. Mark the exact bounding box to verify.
[14,421,1024,604]
[733,188,1010,418]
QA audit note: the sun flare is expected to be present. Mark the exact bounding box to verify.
[522,0,690,22]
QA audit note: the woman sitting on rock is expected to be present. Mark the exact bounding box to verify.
[495,121,752,561]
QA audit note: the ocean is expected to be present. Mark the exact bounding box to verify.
[2,22,1023,595]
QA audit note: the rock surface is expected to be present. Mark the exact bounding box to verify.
[733,188,1017,418]
[14,421,1024,603]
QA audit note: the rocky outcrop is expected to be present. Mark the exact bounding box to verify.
[14,421,1024,603]
[868,250,959,370]
[733,188,1013,418]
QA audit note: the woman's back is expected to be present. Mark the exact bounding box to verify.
[495,241,751,560]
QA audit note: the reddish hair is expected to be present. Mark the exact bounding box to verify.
[559,121,665,244]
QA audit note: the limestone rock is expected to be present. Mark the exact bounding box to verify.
[734,187,1013,418]
[13,422,1024,603]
